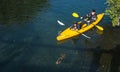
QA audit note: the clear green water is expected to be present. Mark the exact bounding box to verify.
[0,0,120,72]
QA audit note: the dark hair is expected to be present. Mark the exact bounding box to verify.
[92,9,95,12]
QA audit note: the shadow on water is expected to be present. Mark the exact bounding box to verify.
[0,0,49,25]
[110,45,120,72]
[73,44,120,72]
[0,30,120,72]
[97,25,120,50]
[0,44,119,72]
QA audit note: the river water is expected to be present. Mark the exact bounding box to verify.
[0,0,120,72]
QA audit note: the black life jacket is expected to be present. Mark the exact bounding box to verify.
[87,13,97,21]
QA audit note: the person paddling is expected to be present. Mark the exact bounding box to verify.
[80,9,97,25]
[70,22,80,30]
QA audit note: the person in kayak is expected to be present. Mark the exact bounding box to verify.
[70,22,80,30]
[80,9,97,25]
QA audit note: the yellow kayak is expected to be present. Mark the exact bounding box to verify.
[57,13,104,41]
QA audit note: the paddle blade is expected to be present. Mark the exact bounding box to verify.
[95,25,104,31]
[82,34,91,39]
[72,12,79,18]
[57,20,65,26]
[96,29,104,35]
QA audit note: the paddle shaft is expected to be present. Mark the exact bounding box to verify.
[76,31,91,39]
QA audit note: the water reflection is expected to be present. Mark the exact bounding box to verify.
[98,26,120,50]
[96,29,104,35]
[0,0,49,24]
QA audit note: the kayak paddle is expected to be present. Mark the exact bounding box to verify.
[72,12,104,31]
[82,34,91,39]
[95,25,104,31]
[57,20,65,26]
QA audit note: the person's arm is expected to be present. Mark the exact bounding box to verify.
[83,13,91,21]
[86,13,91,18]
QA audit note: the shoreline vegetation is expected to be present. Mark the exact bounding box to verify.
[105,0,120,27]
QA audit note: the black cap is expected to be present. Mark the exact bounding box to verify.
[92,9,95,12]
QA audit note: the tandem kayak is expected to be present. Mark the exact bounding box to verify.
[57,13,104,41]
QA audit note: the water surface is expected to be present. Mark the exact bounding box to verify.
[0,0,120,72]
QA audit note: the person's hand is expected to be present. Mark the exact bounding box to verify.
[87,20,90,23]
[84,18,88,21]
[80,17,83,19]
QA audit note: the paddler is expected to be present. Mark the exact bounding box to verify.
[70,22,80,30]
[80,9,97,25]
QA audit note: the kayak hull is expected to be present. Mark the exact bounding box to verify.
[57,13,104,41]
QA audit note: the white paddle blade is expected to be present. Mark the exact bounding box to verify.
[57,20,65,26]
[82,34,91,39]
